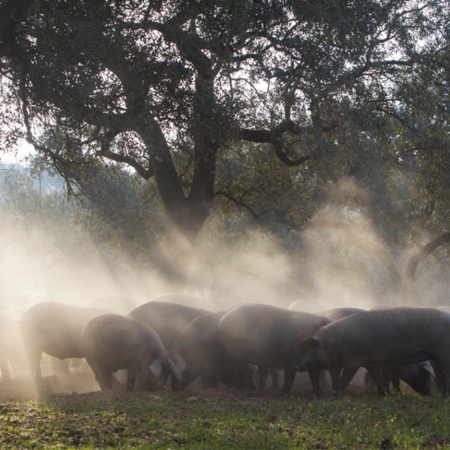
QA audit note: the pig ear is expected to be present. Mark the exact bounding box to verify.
[421,361,436,380]
[149,359,163,378]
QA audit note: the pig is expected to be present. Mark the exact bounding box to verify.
[217,303,334,396]
[172,311,256,390]
[296,307,450,397]
[322,306,435,395]
[343,305,436,395]
[81,313,181,391]
[19,302,111,380]
[127,301,211,389]
[0,313,28,380]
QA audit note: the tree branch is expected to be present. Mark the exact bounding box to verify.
[240,125,313,167]
[97,149,153,180]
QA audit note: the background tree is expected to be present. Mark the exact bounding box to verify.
[0,160,164,304]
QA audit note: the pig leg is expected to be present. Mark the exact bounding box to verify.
[365,366,387,397]
[329,368,341,392]
[270,369,279,389]
[27,348,43,381]
[239,366,257,389]
[87,358,112,390]
[98,371,113,390]
[388,366,399,393]
[336,365,359,397]
[434,358,450,397]
[127,364,138,391]
[155,366,170,390]
[281,364,297,396]
[308,369,323,397]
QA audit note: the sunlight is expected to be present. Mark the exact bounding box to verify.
[0,140,35,165]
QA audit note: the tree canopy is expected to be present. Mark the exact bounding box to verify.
[1,0,449,290]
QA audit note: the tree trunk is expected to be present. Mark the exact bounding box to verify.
[134,77,219,287]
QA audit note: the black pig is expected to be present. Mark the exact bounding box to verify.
[217,303,333,396]
[296,307,450,397]
[127,300,210,389]
[173,311,256,390]
[81,313,180,391]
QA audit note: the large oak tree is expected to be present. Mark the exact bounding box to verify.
[1,0,449,284]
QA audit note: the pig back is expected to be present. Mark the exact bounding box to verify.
[319,307,450,359]
[218,303,331,367]
[127,301,210,352]
[81,313,166,369]
[20,302,111,359]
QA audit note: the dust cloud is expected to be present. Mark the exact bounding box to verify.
[0,189,449,314]
[0,166,449,398]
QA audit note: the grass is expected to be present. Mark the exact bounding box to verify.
[0,382,450,449]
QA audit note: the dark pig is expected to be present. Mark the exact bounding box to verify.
[173,311,256,390]
[20,302,111,380]
[296,307,450,397]
[127,301,210,389]
[81,313,181,391]
[357,305,435,395]
[217,304,333,396]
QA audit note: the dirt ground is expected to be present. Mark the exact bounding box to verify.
[0,361,370,403]
[0,371,98,400]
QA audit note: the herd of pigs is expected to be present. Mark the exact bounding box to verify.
[1,293,450,399]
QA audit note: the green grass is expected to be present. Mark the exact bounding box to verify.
[0,387,449,449]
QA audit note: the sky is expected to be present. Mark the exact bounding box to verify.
[1,141,36,165]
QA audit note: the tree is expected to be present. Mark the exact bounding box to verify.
[0,161,166,301]
[1,0,449,284]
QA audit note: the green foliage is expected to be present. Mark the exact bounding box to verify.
[0,391,450,448]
